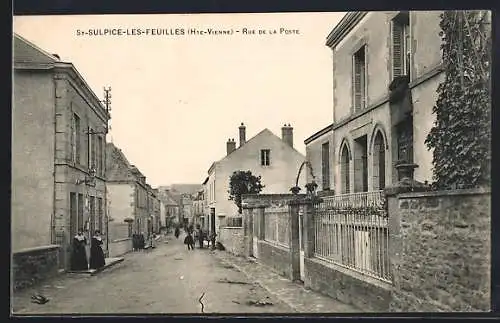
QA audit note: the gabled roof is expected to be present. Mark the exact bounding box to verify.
[13,33,61,64]
[217,128,304,165]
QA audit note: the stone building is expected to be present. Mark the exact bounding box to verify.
[192,189,205,229]
[305,11,445,192]
[12,34,111,269]
[206,123,306,254]
[105,143,159,255]
[158,189,180,228]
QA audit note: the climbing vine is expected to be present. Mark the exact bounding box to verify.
[425,10,491,189]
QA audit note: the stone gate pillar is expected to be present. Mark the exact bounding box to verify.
[288,201,301,281]
[243,206,254,258]
[302,200,316,259]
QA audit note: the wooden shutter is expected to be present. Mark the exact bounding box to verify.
[75,116,80,164]
[70,115,75,162]
[353,55,362,111]
[392,21,403,79]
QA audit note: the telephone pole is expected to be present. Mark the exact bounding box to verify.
[102,86,112,256]
[103,86,112,114]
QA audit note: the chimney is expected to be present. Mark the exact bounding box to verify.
[226,138,236,155]
[281,123,294,148]
[239,122,246,147]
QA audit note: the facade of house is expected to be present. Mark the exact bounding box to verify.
[158,188,181,227]
[105,142,159,256]
[206,123,306,250]
[12,34,111,269]
[181,194,194,227]
[202,177,210,232]
[192,189,205,229]
[305,11,444,192]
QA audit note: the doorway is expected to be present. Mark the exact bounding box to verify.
[354,135,368,192]
[210,208,216,235]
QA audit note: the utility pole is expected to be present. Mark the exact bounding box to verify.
[102,86,111,256]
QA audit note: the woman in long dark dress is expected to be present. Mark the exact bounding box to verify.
[71,230,88,271]
[89,230,106,269]
[184,231,195,250]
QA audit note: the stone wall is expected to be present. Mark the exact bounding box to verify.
[389,188,491,312]
[12,245,60,291]
[219,227,245,256]
[257,240,293,280]
[304,257,391,312]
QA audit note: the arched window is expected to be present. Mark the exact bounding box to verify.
[372,131,386,190]
[340,144,350,194]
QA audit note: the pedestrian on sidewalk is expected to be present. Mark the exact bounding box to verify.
[71,229,88,271]
[184,231,195,250]
[174,226,180,239]
[209,231,217,250]
[197,227,204,249]
[89,230,106,270]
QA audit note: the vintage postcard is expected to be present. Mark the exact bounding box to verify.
[11,10,492,315]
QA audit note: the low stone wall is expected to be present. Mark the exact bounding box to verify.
[12,245,61,291]
[390,188,491,312]
[257,240,293,280]
[219,227,245,256]
[304,257,391,312]
[108,238,132,258]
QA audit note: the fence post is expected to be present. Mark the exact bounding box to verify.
[289,201,301,281]
[243,206,254,258]
[302,201,315,259]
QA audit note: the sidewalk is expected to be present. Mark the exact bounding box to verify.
[213,250,361,313]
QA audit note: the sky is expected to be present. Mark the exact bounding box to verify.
[13,12,345,187]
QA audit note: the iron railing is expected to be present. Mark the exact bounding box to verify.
[264,205,290,248]
[313,190,391,283]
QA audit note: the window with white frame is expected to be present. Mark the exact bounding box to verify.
[260,149,270,166]
[352,45,367,112]
[392,12,411,79]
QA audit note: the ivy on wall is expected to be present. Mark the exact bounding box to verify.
[425,10,491,189]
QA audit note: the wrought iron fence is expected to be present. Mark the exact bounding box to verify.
[264,205,290,248]
[313,190,391,283]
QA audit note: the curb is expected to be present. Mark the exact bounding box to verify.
[215,253,300,313]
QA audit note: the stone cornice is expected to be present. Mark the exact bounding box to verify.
[326,12,368,49]
[304,123,334,145]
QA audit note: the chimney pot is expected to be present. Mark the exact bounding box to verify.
[281,123,294,148]
[238,123,246,147]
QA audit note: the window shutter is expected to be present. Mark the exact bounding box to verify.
[353,57,362,111]
[392,21,403,79]
[70,115,75,162]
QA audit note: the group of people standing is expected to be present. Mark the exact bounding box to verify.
[174,225,216,251]
[70,230,106,271]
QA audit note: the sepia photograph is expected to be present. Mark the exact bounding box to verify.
[11,9,492,315]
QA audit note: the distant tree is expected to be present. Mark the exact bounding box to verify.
[228,170,265,214]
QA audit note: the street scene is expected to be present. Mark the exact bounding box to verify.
[13,231,357,314]
[12,10,492,315]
